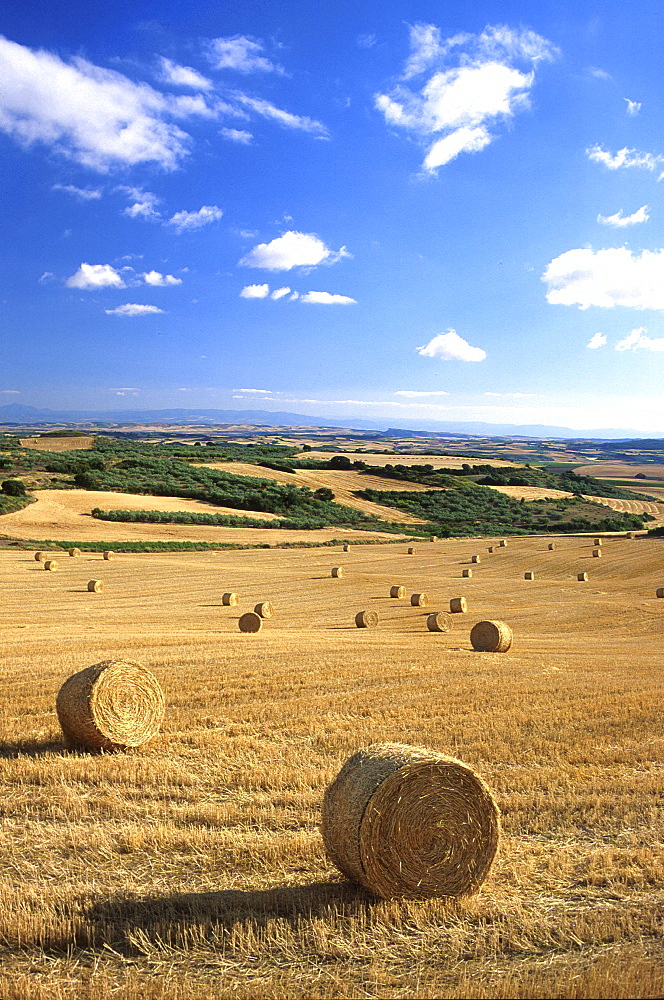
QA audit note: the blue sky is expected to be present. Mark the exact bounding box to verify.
[1,0,664,432]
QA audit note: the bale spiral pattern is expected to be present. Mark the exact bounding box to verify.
[470,620,513,652]
[44,560,58,571]
[355,610,379,629]
[411,593,428,607]
[390,586,405,599]
[87,579,103,593]
[69,548,81,557]
[427,612,452,633]
[222,592,239,606]
[34,552,45,562]
[254,601,274,619]
[103,551,114,560]
[450,597,467,613]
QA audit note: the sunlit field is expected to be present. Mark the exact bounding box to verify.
[0,534,662,999]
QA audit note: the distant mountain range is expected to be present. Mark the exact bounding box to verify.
[0,403,658,441]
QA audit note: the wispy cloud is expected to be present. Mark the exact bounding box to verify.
[300,291,356,305]
[232,94,328,137]
[239,231,349,270]
[240,283,269,298]
[220,127,252,143]
[416,329,487,361]
[206,35,283,75]
[270,287,291,299]
[158,57,212,91]
[233,388,273,394]
[543,248,664,310]
[615,327,664,352]
[587,144,664,173]
[625,98,641,116]
[52,183,102,200]
[597,205,649,227]
[166,205,223,232]
[104,303,164,316]
[587,332,607,349]
[66,263,125,289]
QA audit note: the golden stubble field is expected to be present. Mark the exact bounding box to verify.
[0,535,662,999]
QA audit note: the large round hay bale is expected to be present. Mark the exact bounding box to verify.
[254,601,274,619]
[498,539,507,547]
[627,531,635,539]
[56,660,164,751]
[103,551,114,561]
[222,592,239,606]
[450,597,467,613]
[411,593,428,607]
[407,547,415,555]
[430,535,437,543]
[487,546,494,553]
[331,566,344,578]
[470,620,513,652]
[592,549,602,558]
[471,555,481,564]
[390,586,405,599]
[656,587,664,598]
[239,612,263,633]
[355,610,379,629]
[462,568,473,578]
[427,612,452,633]
[68,548,81,557]
[548,542,556,551]
[34,551,46,562]
[524,571,535,580]
[578,572,588,582]
[594,538,602,547]
[343,544,350,553]
[87,579,103,593]
[44,560,58,571]
[321,742,500,900]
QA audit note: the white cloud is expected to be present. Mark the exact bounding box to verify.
[597,205,649,227]
[0,35,192,171]
[233,94,327,137]
[587,332,607,349]
[589,67,611,80]
[357,34,378,50]
[625,98,641,116]
[289,291,299,300]
[166,205,223,232]
[395,390,449,397]
[615,327,664,352]
[66,262,125,289]
[220,127,252,143]
[376,24,557,173]
[39,271,55,283]
[234,388,273,394]
[158,57,212,91]
[270,286,291,299]
[104,303,164,316]
[0,389,20,394]
[120,187,161,220]
[587,144,664,172]
[416,329,487,361]
[142,270,181,286]
[543,248,664,310]
[300,291,356,305]
[52,183,102,200]
[206,35,281,74]
[239,231,349,270]
[240,283,269,298]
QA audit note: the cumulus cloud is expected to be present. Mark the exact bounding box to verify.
[120,187,161,220]
[240,283,269,298]
[206,35,281,74]
[543,248,664,310]
[239,231,349,270]
[587,332,607,349]
[416,329,487,361]
[166,205,223,232]
[220,127,252,143]
[395,390,449,397]
[375,23,557,173]
[615,327,664,352]
[66,263,125,289]
[0,35,193,170]
[271,286,291,299]
[104,303,164,316]
[52,183,102,200]
[625,98,641,116]
[158,57,212,91]
[142,270,181,286]
[232,94,327,136]
[597,205,649,227]
[300,291,356,305]
[587,145,664,173]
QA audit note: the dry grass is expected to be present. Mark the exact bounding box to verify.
[0,535,661,999]
[292,452,520,469]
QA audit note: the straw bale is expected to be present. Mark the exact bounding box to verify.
[34,551,45,561]
[56,659,165,751]
[331,566,344,578]
[548,542,556,550]
[470,620,513,653]
[68,548,81,557]
[450,597,467,613]
[222,592,239,606]
[390,586,405,599]
[592,549,602,558]
[462,568,473,578]
[498,539,507,547]
[487,546,494,553]
[239,612,263,633]
[427,612,452,633]
[44,560,58,571]
[471,555,481,564]
[594,538,602,546]
[87,580,103,593]
[411,593,428,607]
[103,550,114,560]
[430,536,437,542]
[578,572,588,582]
[254,601,274,619]
[322,742,500,900]
[407,547,415,555]
[355,610,379,629]
[627,531,635,539]
[343,544,350,553]
[656,587,664,598]
[524,571,535,580]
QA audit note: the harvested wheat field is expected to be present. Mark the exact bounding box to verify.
[0,534,662,1000]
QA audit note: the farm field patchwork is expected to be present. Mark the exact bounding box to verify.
[0,534,662,998]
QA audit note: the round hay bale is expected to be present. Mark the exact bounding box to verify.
[34,551,46,562]
[498,539,507,547]
[524,571,535,580]
[430,535,437,543]
[470,620,513,653]
[355,610,379,629]
[331,566,344,578]
[471,555,481,564]
[343,544,350,553]
[103,550,114,561]
[321,742,500,900]
[578,572,588,582]
[592,549,602,558]
[411,593,428,607]
[222,592,239,606]
[390,586,405,599]
[450,597,467,614]
[487,546,494,553]
[239,612,263,633]
[254,601,274,619]
[656,587,664,598]
[594,538,602,547]
[56,660,165,751]
[462,568,473,578]
[87,579,104,593]
[627,531,635,539]
[427,612,452,633]
[548,542,556,551]
[407,547,415,555]
[68,548,81,557]
[44,560,58,572]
